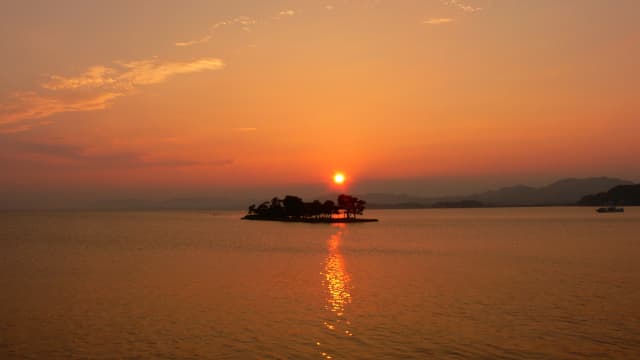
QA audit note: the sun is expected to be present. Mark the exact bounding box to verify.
[333,172,345,185]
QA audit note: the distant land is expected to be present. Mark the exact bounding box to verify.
[364,177,634,208]
[4,177,634,211]
[578,184,640,206]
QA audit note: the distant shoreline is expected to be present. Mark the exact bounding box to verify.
[369,204,639,210]
[369,203,588,209]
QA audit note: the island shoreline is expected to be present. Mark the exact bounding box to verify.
[241,215,378,223]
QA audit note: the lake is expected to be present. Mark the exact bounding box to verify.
[1,208,639,359]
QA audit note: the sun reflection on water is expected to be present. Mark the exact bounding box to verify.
[325,232,351,316]
[318,224,353,359]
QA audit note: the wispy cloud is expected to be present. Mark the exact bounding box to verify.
[175,35,213,47]
[0,91,122,126]
[278,9,296,17]
[42,58,224,91]
[115,58,224,89]
[175,16,257,47]
[0,57,225,132]
[42,66,117,91]
[177,8,300,48]
[443,0,483,13]
[424,18,454,25]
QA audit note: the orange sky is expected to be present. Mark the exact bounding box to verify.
[1,0,639,206]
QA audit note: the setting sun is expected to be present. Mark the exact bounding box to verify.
[333,172,345,185]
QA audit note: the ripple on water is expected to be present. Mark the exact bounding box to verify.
[1,209,640,358]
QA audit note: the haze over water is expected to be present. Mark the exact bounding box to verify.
[2,208,639,359]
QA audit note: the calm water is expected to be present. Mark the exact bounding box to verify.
[1,208,639,359]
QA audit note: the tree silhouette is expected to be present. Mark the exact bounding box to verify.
[338,194,364,218]
[311,200,323,219]
[244,194,370,221]
[256,201,270,216]
[270,197,284,218]
[283,195,304,218]
[322,200,336,219]
[355,199,366,217]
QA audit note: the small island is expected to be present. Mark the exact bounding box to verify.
[242,194,379,223]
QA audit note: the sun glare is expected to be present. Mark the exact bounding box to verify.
[333,172,345,185]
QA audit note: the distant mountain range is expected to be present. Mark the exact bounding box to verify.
[84,177,634,210]
[578,184,640,206]
[365,177,634,208]
[464,177,633,206]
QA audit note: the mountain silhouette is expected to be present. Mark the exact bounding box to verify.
[578,184,640,206]
[365,177,632,208]
[466,177,633,205]
[80,177,633,210]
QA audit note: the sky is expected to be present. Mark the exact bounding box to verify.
[1,0,639,208]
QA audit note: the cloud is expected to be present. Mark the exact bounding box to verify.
[443,0,483,13]
[175,16,257,47]
[424,18,454,25]
[42,58,224,92]
[0,91,122,127]
[0,57,224,132]
[114,58,224,89]
[175,35,213,47]
[42,66,117,90]
[176,9,298,48]
[270,9,299,21]
[279,9,296,17]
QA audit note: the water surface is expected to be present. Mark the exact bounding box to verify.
[1,208,639,358]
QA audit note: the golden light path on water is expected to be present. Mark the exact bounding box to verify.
[317,224,353,359]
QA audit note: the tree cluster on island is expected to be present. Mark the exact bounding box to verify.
[246,194,367,220]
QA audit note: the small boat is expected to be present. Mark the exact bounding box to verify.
[596,206,624,213]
